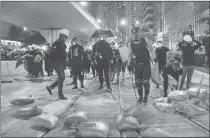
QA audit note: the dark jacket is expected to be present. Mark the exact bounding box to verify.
[155,46,169,64]
[112,48,122,64]
[68,44,84,68]
[50,39,67,62]
[91,40,113,61]
[162,64,183,76]
[178,40,202,66]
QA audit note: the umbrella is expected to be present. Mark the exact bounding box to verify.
[91,29,114,38]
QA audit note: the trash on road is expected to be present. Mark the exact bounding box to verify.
[64,111,88,126]
[31,112,59,130]
[74,121,109,137]
[10,95,35,106]
[15,105,43,117]
[116,114,140,131]
[140,128,173,137]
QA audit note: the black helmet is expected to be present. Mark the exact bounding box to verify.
[131,26,140,34]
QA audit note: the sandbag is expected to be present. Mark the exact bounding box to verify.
[197,101,209,111]
[31,112,59,130]
[167,90,189,102]
[183,103,208,116]
[154,103,174,113]
[15,105,43,117]
[64,111,88,126]
[141,128,173,137]
[153,97,168,104]
[173,100,191,112]
[189,97,201,105]
[198,89,208,100]
[1,79,13,83]
[151,63,162,86]
[116,114,140,131]
[204,98,209,106]
[187,88,200,98]
[74,121,109,137]
[10,95,35,106]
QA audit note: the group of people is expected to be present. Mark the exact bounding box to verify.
[43,25,207,105]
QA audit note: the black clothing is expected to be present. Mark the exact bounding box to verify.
[178,40,202,66]
[69,44,84,87]
[155,46,169,74]
[50,40,67,62]
[44,50,53,76]
[92,40,113,87]
[162,65,183,97]
[130,38,150,64]
[112,49,122,64]
[202,35,210,57]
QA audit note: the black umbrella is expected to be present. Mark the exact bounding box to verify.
[91,29,114,38]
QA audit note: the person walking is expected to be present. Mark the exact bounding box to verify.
[46,29,69,100]
[91,34,113,91]
[69,37,85,89]
[178,35,202,90]
[128,26,157,104]
[202,30,210,67]
[155,38,169,88]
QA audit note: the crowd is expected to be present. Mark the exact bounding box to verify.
[15,25,209,103]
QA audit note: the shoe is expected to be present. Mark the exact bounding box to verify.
[107,86,112,92]
[72,86,78,89]
[70,82,75,85]
[58,96,67,100]
[81,84,84,88]
[46,86,52,95]
[98,86,103,90]
[137,98,143,103]
[143,97,148,104]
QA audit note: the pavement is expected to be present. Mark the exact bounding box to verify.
[1,61,209,137]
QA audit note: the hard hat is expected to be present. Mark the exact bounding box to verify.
[60,29,69,37]
[131,26,140,34]
[183,35,192,42]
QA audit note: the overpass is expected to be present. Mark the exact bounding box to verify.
[1,1,101,42]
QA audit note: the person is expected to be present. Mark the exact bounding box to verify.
[162,60,183,97]
[183,24,194,38]
[128,26,157,104]
[46,29,69,100]
[68,37,85,89]
[44,44,53,77]
[202,30,210,67]
[109,41,117,82]
[178,35,202,90]
[34,48,44,78]
[91,34,113,91]
[155,38,169,88]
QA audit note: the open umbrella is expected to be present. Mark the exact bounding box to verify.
[91,29,114,38]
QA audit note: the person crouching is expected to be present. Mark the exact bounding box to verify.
[162,60,183,97]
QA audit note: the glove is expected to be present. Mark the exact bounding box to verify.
[154,58,158,63]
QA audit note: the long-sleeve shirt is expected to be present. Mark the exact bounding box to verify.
[155,46,169,64]
[177,40,202,66]
[50,39,67,62]
[91,40,113,61]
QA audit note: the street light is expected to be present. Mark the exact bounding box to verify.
[135,20,139,25]
[23,27,27,31]
[97,19,101,23]
[80,2,87,6]
[120,19,126,25]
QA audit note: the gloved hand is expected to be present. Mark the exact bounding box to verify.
[154,58,158,63]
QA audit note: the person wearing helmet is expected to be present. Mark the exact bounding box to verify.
[155,38,169,88]
[178,34,202,90]
[91,33,113,91]
[68,37,85,89]
[128,26,157,104]
[46,29,69,100]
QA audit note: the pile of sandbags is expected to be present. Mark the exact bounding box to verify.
[10,95,35,106]
[183,103,209,117]
[153,97,175,113]
[140,128,173,137]
[187,88,209,111]
[31,112,59,130]
[15,105,43,117]
[167,90,189,102]
[116,114,141,131]
[64,111,88,126]
[74,121,110,137]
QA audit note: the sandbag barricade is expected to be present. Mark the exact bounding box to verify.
[31,112,59,130]
[167,90,189,102]
[183,103,209,117]
[15,105,43,117]
[10,95,35,106]
[153,103,175,113]
[74,121,110,137]
[64,111,88,126]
